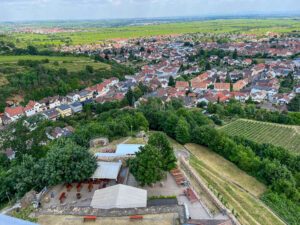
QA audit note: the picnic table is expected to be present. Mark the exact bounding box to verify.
[88,181,93,192]
[66,184,72,192]
[76,182,82,192]
[59,192,66,204]
[185,188,199,203]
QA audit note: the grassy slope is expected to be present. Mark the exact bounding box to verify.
[0,55,110,72]
[0,55,90,63]
[220,119,300,155]
[185,143,284,225]
[10,18,300,46]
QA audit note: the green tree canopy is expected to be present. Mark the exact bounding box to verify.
[43,139,97,185]
[129,145,164,186]
[147,132,177,171]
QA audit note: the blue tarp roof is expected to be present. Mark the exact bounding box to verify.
[95,144,144,157]
[57,104,70,110]
[0,214,39,225]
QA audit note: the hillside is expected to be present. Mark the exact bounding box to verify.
[185,143,285,225]
[220,119,300,154]
[0,55,132,111]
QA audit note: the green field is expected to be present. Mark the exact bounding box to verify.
[9,18,300,46]
[0,55,90,63]
[185,143,284,225]
[0,55,110,72]
[220,119,300,154]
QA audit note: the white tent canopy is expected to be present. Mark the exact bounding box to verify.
[90,184,147,209]
[91,161,122,180]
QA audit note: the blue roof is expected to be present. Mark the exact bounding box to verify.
[81,99,93,104]
[80,90,89,96]
[0,214,39,225]
[95,144,144,157]
[71,102,82,107]
[57,104,70,110]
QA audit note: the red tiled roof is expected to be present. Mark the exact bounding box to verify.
[214,83,230,90]
[5,106,24,117]
[175,81,189,88]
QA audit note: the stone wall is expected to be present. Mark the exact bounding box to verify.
[178,156,241,225]
[33,205,186,223]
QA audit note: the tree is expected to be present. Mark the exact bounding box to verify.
[0,152,10,169]
[168,76,175,87]
[125,88,134,106]
[27,45,38,55]
[175,118,190,144]
[205,62,211,70]
[129,145,164,186]
[288,95,300,112]
[86,65,94,73]
[43,139,97,186]
[233,49,238,59]
[0,115,50,162]
[197,101,207,108]
[133,87,143,100]
[147,132,177,171]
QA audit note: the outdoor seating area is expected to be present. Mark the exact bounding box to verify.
[170,168,186,186]
[184,188,199,204]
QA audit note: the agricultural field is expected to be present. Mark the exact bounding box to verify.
[0,55,110,72]
[220,119,300,154]
[0,55,91,63]
[185,143,284,225]
[9,18,300,46]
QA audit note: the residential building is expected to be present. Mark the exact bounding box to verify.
[56,104,72,117]
[70,102,83,113]
[214,83,231,91]
[5,106,25,121]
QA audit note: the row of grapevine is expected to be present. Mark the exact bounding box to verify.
[221,120,300,155]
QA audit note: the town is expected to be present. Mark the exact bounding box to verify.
[0,10,300,225]
[2,32,300,125]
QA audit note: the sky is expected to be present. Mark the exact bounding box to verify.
[1,0,300,21]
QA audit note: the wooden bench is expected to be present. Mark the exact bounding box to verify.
[171,168,180,173]
[83,216,97,222]
[76,182,82,192]
[59,192,66,204]
[88,181,93,192]
[130,215,143,219]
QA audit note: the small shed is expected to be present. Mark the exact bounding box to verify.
[91,161,122,180]
[90,184,147,209]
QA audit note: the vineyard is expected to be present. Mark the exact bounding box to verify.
[220,119,300,155]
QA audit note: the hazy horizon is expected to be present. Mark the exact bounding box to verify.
[1,0,300,22]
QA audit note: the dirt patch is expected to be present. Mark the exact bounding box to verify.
[11,94,24,102]
[38,213,179,225]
